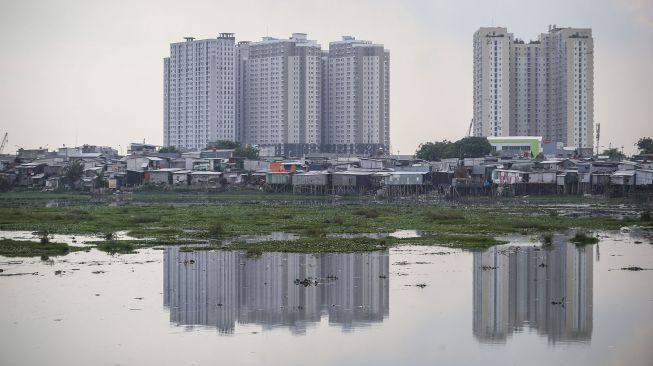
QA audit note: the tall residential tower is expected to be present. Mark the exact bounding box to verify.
[242,33,323,156]
[473,26,594,149]
[164,33,390,155]
[323,36,390,155]
[163,34,236,150]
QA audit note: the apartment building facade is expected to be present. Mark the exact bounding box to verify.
[241,33,322,156]
[164,33,390,155]
[163,34,236,150]
[323,36,390,155]
[473,26,594,149]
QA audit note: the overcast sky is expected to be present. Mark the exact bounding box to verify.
[0,0,651,155]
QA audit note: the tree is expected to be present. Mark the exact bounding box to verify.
[64,160,84,187]
[158,146,180,153]
[415,137,492,161]
[234,145,259,159]
[206,140,239,150]
[454,137,492,158]
[636,137,653,154]
[602,148,625,160]
[206,140,259,159]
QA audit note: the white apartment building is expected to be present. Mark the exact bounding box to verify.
[323,36,390,155]
[164,33,391,156]
[235,41,250,144]
[163,34,236,150]
[473,28,513,138]
[540,26,594,149]
[242,33,322,156]
[473,26,594,149]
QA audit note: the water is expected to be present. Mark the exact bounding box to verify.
[0,231,652,365]
[0,230,139,245]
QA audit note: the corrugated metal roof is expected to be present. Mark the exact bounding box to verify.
[613,171,635,176]
[149,168,181,172]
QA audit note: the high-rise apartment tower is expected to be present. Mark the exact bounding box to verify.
[323,36,390,155]
[163,34,236,150]
[473,26,594,149]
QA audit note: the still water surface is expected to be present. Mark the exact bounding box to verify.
[0,231,652,366]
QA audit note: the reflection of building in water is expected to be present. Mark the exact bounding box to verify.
[163,248,389,334]
[473,242,593,344]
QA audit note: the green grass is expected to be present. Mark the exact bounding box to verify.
[96,240,136,254]
[396,234,507,249]
[0,239,87,257]
[569,232,599,245]
[0,204,634,239]
[0,191,641,255]
[179,234,504,254]
[642,209,652,222]
[541,233,553,245]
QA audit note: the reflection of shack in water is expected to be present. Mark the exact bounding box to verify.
[163,248,389,334]
[473,241,593,344]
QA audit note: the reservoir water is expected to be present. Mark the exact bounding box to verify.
[0,230,651,365]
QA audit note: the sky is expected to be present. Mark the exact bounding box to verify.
[0,0,651,155]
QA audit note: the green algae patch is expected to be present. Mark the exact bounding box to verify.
[179,234,506,255]
[0,239,86,258]
[96,240,136,254]
[396,234,507,249]
[569,232,599,245]
[227,237,392,253]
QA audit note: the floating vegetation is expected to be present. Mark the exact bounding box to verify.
[541,233,553,245]
[641,209,652,222]
[0,194,641,255]
[423,211,465,222]
[207,222,226,237]
[353,208,381,219]
[0,239,84,258]
[96,240,135,254]
[569,232,599,245]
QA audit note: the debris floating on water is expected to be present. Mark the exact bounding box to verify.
[294,278,318,287]
[0,272,39,277]
[621,266,645,271]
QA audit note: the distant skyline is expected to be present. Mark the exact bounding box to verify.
[1,0,651,155]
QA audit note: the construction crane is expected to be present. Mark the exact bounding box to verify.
[0,133,7,154]
[466,119,473,137]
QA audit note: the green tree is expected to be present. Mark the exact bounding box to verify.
[415,137,492,161]
[602,148,625,160]
[206,140,240,150]
[158,146,180,153]
[453,137,493,158]
[64,160,84,187]
[636,137,653,154]
[416,141,453,161]
[234,145,259,159]
[206,141,259,159]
